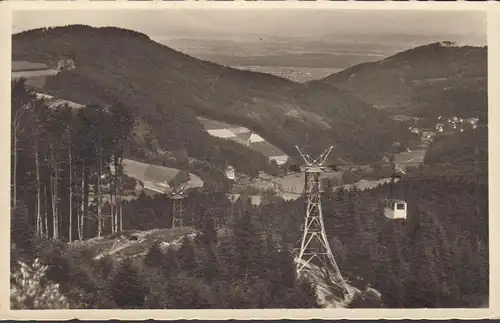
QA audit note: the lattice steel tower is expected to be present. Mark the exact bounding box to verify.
[294,145,350,297]
[165,181,190,228]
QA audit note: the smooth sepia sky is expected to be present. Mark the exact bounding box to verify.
[12,9,487,45]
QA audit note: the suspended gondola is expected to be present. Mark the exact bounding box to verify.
[383,150,407,220]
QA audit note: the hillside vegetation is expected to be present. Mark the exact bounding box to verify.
[11,108,488,309]
[13,156,487,308]
[11,118,488,309]
[12,25,414,171]
[312,42,487,121]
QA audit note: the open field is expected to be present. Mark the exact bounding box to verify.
[122,159,204,191]
[196,116,289,164]
[12,60,49,72]
[12,70,58,88]
[393,149,426,170]
[11,70,58,78]
[12,61,59,89]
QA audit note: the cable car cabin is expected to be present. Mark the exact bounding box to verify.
[384,199,407,220]
[225,166,235,180]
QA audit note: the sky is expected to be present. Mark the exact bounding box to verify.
[12,9,487,46]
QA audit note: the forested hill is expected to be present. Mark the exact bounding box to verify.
[12,25,413,171]
[423,127,488,180]
[310,42,487,120]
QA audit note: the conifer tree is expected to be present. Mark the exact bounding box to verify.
[108,260,147,309]
[144,241,163,267]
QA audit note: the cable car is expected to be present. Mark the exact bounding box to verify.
[384,198,407,220]
[383,157,407,220]
[225,165,235,180]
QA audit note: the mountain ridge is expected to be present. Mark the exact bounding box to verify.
[309,41,487,121]
[12,25,414,177]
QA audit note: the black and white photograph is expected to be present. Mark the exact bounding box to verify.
[6,2,492,316]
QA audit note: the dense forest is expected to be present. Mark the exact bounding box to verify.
[12,163,488,309]
[12,25,414,168]
[10,78,320,309]
[11,76,488,308]
[11,78,137,245]
[12,195,321,309]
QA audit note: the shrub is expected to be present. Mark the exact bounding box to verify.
[10,258,70,309]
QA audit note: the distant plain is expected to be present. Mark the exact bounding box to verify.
[155,33,474,82]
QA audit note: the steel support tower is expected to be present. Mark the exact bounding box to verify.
[171,194,185,228]
[165,181,189,228]
[295,145,350,296]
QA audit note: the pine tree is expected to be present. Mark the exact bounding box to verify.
[160,248,179,281]
[231,209,265,282]
[176,238,198,276]
[165,274,212,309]
[144,241,163,267]
[108,260,147,309]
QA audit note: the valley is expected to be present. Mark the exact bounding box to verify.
[10,25,488,311]
[231,66,344,83]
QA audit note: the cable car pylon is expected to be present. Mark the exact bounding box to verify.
[164,181,190,228]
[294,145,352,303]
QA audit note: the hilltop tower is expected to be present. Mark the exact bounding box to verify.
[165,181,190,228]
[294,145,351,300]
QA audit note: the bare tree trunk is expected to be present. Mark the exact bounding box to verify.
[69,143,73,242]
[55,163,59,240]
[80,163,87,241]
[75,166,81,241]
[44,185,48,238]
[13,122,19,208]
[119,201,123,232]
[50,160,56,240]
[83,166,88,240]
[77,167,83,241]
[118,156,123,232]
[115,197,120,233]
[76,191,80,240]
[49,147,60,241]
[97,149,102,238]
[34,137,41,238]
[110,156,115,234]
[110,193,115,234]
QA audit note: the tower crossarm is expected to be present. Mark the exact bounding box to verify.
[177,180,190,194]
[295,145,315,166]
[313,146,334,166]
[163,182,174,196]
